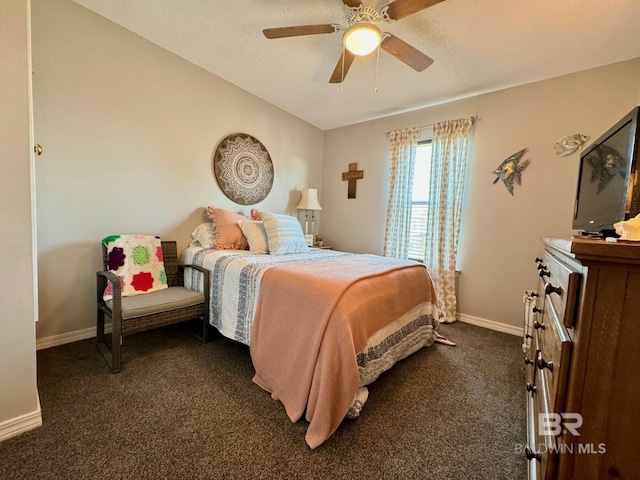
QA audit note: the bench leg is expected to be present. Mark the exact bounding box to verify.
[97,307,106,344]
[202,316,210,343]
[110,314,122,373]
[96,308,122,373]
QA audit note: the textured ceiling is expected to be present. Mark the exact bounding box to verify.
[70,0,640,130]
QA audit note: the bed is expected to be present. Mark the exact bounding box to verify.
[181,244,440,448]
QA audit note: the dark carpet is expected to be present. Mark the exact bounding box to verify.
[0,322,526,480]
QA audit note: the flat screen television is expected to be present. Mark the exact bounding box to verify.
[573,106,640,236]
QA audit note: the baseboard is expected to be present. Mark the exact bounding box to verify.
[0,405,42,442]
[37,324,111,351]
[37,316,521,349]
[457,313,522,336]
[37,314,521,350]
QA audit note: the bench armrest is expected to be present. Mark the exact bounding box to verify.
[178,264,211,299]
[96,270,122,309]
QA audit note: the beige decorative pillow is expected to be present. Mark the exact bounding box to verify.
[207,206,249,250]
[238,220,269,254]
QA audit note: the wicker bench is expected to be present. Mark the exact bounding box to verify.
[96,240,210,373]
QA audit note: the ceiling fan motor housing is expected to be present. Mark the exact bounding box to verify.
[345,5,385,26]
[343,5,387,56]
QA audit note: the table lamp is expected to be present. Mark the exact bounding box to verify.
[296,187,323,245]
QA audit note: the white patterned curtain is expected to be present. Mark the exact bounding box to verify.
[424,117,474,323]
[383,127,421,258]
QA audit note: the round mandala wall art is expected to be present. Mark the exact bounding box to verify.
[213,133,274,205]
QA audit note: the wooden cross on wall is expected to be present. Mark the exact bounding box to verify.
[342,163,364,199]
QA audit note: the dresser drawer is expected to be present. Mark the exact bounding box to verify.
[525,392,541,480]
[541,251,581,328]
[537,295,573,415]
[533,365,558,480]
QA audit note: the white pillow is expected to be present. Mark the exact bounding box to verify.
[190,223,215,248]
[261,212,309,255]
[238,220,269,254]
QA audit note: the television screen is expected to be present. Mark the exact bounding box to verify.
[573,107,639,236]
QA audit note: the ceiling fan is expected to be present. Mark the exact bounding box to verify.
[263,0,444,83]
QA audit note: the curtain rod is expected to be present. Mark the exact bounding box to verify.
[385,115,478,136]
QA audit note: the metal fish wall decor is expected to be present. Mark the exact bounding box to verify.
[492,148,531,195]
[553,133,589,156]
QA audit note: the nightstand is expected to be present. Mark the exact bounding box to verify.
[313,245,334,250]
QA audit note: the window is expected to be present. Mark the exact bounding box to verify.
[408,141,432,261]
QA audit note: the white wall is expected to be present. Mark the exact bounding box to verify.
[31,0,324,342]
[23,0,640,343]
[322,59,640,330]
[0,0,41,440]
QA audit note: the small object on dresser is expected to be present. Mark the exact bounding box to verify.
[315,234,323,246]
[613,213,640,240]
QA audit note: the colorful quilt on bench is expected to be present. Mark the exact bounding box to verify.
[102,234,168,300]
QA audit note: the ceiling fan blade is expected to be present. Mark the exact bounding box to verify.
[342,0,363,7]
[263,24,337,39]
[380,34,433,71]
[329,50,356,83]
[384,0,445,21]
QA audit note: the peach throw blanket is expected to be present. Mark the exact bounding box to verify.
[250,255,437,448]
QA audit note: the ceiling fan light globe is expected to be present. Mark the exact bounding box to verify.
[343,24,381,56]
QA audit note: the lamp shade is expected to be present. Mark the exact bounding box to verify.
[296,188,323,211]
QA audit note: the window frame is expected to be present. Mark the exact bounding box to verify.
[408,140,432,262]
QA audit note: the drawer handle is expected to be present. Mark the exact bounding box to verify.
[539,269,550,279]
[532,306,542,314]
[524,357,534,366]
[535,257,543,264]
[537,263,547,271]
[525,446,541,462]
[525,333,532,339]
[534,320,545,330]
[526,382,537,395]
[545,283,562,296]
[537,355,553,372]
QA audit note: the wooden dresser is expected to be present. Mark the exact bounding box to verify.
[523,237,640,479]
